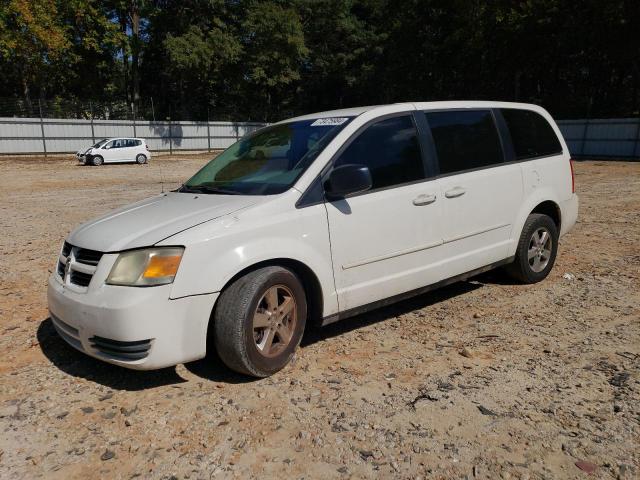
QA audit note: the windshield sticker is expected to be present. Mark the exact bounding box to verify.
[310,117,349,126]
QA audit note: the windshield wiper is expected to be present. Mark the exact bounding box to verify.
[177,185,240,195]
[175,185,200,193]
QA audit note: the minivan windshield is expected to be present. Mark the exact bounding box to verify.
[92,138,108,148]
[180,117,353,195]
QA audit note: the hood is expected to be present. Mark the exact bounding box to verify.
[67,192,261,252]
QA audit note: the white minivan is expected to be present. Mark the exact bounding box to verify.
[76,137,151,165]
[49,102,578,377]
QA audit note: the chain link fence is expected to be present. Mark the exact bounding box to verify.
[0,97,227,121]
[0,97,267,155]
[0,97,638,158]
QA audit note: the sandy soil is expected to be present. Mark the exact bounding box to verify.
[0,156,638,479]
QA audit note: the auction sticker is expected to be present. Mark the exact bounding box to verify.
[310,117,349,126]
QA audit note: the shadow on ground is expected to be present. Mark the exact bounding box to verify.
[39,271,511,388]
[38,317,257,388]
[301,278,491,347]
[37,318,185,390]
[183,355,258,385]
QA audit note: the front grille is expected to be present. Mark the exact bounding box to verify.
[57,242,104,289]
[89,336,152,361]
[70,270,93,287]
[76,248,103,266]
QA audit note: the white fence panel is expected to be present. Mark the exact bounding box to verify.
[0,117,266,155]
[4,116,637,158]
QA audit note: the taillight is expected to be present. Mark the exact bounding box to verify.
[145,144,149,151]
[569,159,575,193]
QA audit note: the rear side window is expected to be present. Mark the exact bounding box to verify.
[334,115,424,190]
[501,109,563,159]
[426,110,503,174]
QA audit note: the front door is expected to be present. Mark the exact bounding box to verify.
[102,139,123,162]
[325,114,444,312]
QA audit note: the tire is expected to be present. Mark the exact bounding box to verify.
[505,213,559,283]
[91,155,103,166]
[213,266,307,377]
[136,154,147,164]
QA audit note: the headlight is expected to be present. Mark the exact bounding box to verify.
[106,247,184,287]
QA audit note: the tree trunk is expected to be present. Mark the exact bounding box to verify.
[120,13,130,104]
[514,71,522,102]
[130,1,141,108]
[22,76,33,116]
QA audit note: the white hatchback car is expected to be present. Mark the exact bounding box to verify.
[49,101,578,377]
[76,137,150,165]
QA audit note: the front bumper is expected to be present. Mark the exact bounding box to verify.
[47,274,217,370]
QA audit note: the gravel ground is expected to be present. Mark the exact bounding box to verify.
[0,156,638,480]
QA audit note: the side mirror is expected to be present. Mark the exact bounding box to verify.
[104,145,111,149]
[324,164,372,199]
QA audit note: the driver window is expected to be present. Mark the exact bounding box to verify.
[334,115,425,190]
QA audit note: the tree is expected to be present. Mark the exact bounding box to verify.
[0,0,70,109]
[240,1,308,120]
[0,0,638,120]
[140,0,244,120]
[295,0,386,111]
[106,0,153,107]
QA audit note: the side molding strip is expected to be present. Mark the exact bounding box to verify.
[443,223,510,244]
[342,240,443,270]
[322,256,514,326]
[341,223,510,270]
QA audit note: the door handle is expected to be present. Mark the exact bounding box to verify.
[412,193,437,206]
[445,187,466,198]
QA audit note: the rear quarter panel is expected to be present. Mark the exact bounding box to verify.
[510,107,574,254]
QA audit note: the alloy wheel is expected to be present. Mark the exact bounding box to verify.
[528,227,552,273]
[252,285,297,358]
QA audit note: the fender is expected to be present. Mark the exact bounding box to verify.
[161,196,339,317]
[509,186,561,257]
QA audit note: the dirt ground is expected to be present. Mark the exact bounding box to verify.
[0,155,638,480]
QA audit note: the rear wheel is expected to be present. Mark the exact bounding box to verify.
[505,213,558,283]
[213,266,307,377]
[136,154,147,164]
[91,155,103,166]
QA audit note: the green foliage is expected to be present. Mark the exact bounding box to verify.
[0,0,638,120]
[242,2,307,89]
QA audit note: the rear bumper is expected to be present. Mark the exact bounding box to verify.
[560,193,579,237]
[47,274,217,370]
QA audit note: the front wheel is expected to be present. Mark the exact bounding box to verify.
[213,266,307,377]
[505,213,559,283]
[91,155,104,166]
